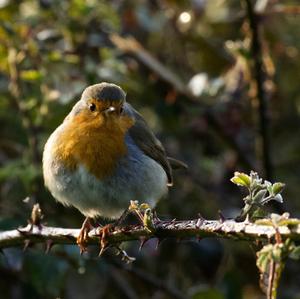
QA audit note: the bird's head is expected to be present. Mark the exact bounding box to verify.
[67,82,134,132]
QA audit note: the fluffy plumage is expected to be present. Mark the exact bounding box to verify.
[43,82,173,218]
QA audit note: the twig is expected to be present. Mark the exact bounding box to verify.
[110,34,255,170]
[1,218,300,250]
[263,5,300,15]
[244,0,272,180]
[112,261,188,299]
[109,267,140,299]
[110,34,190,97]
[267,259,275,299]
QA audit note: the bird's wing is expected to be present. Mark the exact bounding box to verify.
[167,157,188,170]
[126,104,174,186]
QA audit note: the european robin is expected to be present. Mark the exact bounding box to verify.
[43,82,186,250]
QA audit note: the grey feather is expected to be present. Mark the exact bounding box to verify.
[125,103,174,186]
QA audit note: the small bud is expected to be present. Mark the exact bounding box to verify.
[140,203,151,210]
[31,203,44,227]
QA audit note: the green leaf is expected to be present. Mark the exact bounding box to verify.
[20,70,42,81]
[230,172,251,187]
[272,245,283,262]
[266,184,273,195]
[257,246,271,273]
[253,190,267,204]
[289,246,300,260]
[251,208,268,220]
[192,289,225,299]
[272,182,285,195]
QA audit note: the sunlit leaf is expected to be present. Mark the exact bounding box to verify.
[20,70,43,81]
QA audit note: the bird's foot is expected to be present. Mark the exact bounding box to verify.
[95,201,156,257]
[77,217,93,254]
[77,220,116,256]
[97,223,115,256]
[96,223,135,262]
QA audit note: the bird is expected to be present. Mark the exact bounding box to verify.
[43,82,186,252]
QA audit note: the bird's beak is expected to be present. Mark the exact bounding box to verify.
[103,106,116,115]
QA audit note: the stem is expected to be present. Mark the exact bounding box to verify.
[272,262,285,299]
[267,260,275,299]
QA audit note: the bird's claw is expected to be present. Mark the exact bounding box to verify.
[77,217,93,254]
[77,220,115,256]
[77,201,156,257]
[97,223,114,256]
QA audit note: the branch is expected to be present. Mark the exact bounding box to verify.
[1,218,300,250]
[244,0,272,180]
[110,34,191,97]
[112,261,187,299]
[262,5,300,15]
[110,34,255,170]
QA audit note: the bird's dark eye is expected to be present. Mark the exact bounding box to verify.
[89,103,96,112]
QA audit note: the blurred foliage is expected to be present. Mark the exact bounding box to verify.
[0,0,300,298]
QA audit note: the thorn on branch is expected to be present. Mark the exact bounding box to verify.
[98,244,110,257]
[17,224,33,235]
[45,240,54,254]
[196,216,205,228]
[23,239,31,251]
[139,237,149,251]
[244,214,250,224]
[197,212,205,220]
[153,210,161,222]
[218,210,226,223]
[155,237,166,250]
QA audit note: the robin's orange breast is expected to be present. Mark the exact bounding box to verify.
[51,110,135,180]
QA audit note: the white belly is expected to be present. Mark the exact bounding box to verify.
[43,131,168,218]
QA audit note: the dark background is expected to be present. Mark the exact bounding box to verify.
[0,1,300,298]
